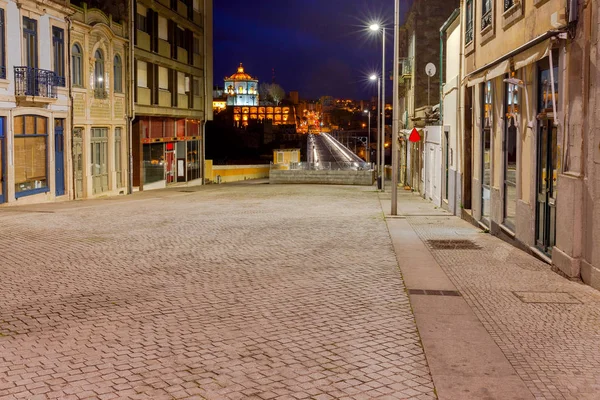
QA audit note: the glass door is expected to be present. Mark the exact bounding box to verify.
[535,58,559,254]
[73,128,83,199]
[481,81,493,226]
[23,17,37,95]
[91,128,108,194]
[503,78,518,230]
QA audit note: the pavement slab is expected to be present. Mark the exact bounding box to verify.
[0,184,435,399]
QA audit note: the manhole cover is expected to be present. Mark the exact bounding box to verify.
[512,291,582,304]
[427,239,481,250]
[408,289,461,296]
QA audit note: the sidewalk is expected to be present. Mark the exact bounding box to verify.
[382,190,600,400]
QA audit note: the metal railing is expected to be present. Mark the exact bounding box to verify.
[14,67,57,98]
[271,161,373,171]
[482,0,493,30]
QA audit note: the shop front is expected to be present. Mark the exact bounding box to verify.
[135,116,202,190]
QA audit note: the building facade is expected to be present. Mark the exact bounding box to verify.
[132,0,212,190]
[455,0,600,289]
[0,0,72,206]
[224,63,258,106]
[70,3,129,199]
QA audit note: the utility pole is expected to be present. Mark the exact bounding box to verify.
[391,0,400,215]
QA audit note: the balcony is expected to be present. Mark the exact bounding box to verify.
[14,67,57,101]
[94,87,108,99]
[158,39,171,58]
[137,87,151,105]
[193,95,202,110]
[158,89,171,107]
[137,30,151,52]
[177,47,188,64]
[177,93,188,109]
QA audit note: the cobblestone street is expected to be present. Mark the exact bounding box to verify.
[0,185,435,400]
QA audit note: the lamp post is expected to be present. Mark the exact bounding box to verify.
[370,23,386,190]
[364,110,370,163]
[370,74,381,188]
[391,0,400,215]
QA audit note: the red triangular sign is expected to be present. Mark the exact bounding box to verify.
[409,128,421,142]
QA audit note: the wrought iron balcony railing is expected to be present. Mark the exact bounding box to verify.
[14,67,57,98]
[94,87,108,99]
[0,66,5,79]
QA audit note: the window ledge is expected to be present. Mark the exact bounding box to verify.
[0,78,9,90]
[502,2,524,30]
[464,40,475,56]
[500,224,516,238]
[533,0,550,7]
[480,23,495,45]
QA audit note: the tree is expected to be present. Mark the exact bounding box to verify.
[258,83,271,102]
[269,84,285,105]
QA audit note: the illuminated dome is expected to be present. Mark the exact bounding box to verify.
[227,63,254,81]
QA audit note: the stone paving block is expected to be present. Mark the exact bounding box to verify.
[0,184,437,398]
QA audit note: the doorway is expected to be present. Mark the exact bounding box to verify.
[91,128,108,194]
[55,119,65,196]
[481,81,493,226]
[73,128,83,199]
[165,143,175,184]
[535,58,558,254]
[0,117,5,203]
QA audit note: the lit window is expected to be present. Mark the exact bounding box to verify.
[94,49,105,98]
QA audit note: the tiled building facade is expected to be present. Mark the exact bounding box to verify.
[0,0,71,206]
[131,0,213,190]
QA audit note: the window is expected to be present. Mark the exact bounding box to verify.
[91,128,108,194]
[13,115,48,196]
[276,152,284,164]
[177,72,186,94]
[94,49,105,98]
[137,60,148,87]
[504,0,515,12]
[52,27,65,86]
[23,17,37,69]
[0,9,5,79]
[158,66,169,90]
[71,44,82,87]
[158,16,168,41]
[193,36,201,55]
[193,0,200,11]
[113,54,122,93]
[465,0,473,45]
[175,26,186,48]
[192,77,200,96]
[482,0,492,31]
[136,5,148,32]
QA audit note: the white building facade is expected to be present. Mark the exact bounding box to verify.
[0,0,72,206]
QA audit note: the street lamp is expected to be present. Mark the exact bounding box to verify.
[369,74,381,187]
[363,109,370,163]
[369,22,385,191]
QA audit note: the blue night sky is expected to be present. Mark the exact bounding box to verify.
[214,0,411,101]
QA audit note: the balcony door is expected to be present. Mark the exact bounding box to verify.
[23,17,37,96]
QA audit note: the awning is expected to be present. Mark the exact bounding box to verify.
[513,39,552,70]
[467,70,486,87]
[485,59,510,81]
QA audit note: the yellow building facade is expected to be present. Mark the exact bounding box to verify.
[70,4,129,199]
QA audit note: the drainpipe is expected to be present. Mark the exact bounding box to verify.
[127,0,135,194]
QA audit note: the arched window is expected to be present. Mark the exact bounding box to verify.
[71,44,82,87]
[94,49,105,97]
[113,54,122,93]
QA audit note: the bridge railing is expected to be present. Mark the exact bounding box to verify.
[271,162,373,171]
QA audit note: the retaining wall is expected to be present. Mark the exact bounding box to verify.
[269,170,375,186]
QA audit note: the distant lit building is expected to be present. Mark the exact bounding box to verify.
[225,64,258,106]
[223,63,295,128]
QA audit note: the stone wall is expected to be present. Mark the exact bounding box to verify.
[270,170,375,186]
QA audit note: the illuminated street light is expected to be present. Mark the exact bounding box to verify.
[369,74,377,81]
[368,74,381,185]
[369,23,380,31]
[367,21,386,190]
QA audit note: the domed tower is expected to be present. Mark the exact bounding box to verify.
[224,63,259,106]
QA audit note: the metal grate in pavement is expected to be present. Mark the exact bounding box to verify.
[512,291,582,304]
[408,289,461,296]
[427,239,481,250]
